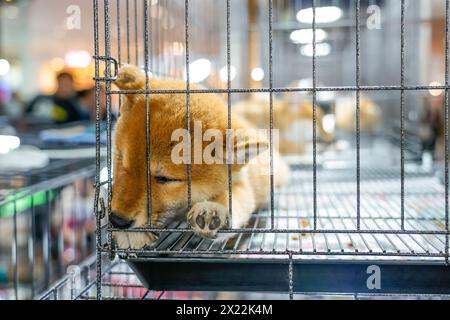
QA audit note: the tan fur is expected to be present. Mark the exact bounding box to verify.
[335,95,381,132]
[232,98,334,155]
[111,65,290,249]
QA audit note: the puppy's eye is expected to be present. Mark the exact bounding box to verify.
[154,176,181,184]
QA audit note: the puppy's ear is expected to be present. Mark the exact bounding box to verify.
[114,64,146,90]
[223,128,269,169]
[113,64,148,104]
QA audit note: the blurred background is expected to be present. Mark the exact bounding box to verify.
[1,0,447,157]
[0,0,448,299]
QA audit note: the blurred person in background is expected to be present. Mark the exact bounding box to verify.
[8,92,26,122]
[76,86,108,121]
[421,95,446,161]
[26,72,84,125]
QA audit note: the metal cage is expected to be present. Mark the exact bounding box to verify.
[84,0,450,299]
[0,158,97,299]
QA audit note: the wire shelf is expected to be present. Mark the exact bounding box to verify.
[110,167,447,260]
[0,158,97,299]
[0,158,95,203]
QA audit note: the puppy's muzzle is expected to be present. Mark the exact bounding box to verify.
[110,212,134,229]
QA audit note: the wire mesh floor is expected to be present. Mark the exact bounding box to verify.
[120,167,448,260]
[119,166,449,295]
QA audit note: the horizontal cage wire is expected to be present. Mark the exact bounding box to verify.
[69,0,450,299]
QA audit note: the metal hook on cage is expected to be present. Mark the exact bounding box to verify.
[97,197,106,220]
[108,245,116,262]
[93,56,119,81]
[108,236,117,262]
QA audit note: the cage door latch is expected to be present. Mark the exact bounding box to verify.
[93,56,119,81]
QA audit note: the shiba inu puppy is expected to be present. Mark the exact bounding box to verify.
[110,65,290,249]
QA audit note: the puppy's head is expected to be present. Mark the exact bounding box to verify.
[110,65,268,236]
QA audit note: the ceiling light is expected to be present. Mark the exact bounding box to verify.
[429,81,443,97]
[185,58,211,83]
[290,29,328,44]
[64,50,92,68]
[297,6,343,24]
[219,65,236,82]
[251,68,265,81]
[300,43,331,57]
[0,59,10,76]
[322,114,336,134]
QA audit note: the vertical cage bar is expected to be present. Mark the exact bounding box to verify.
[134,0,139,65]
[82,264,90,295]
[74,186,80,264]
[185,0,192,209]
[269,0,275,230]
[71,190,77,266]
[58,191,64,275]
[116,0,122,116]
[70,273,76,301]
[116,0,121,64]
[288,252,294,300]
[29,197,36,297]
[144,0,153,225]
[12,200,18,300]
[226,0,233,224]
[154,3,160,75]
[126,0,131,64]
[400,0,406,230]
[147,0,155,72]
[104,0,113,255]
[355,0,361,230]
[80,182,88,260]
[312,0,318,230]
[93,0,103,300]
[445,0,450,264]
[44,190,51,288]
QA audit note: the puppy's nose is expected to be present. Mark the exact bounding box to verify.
[110,212,134,229]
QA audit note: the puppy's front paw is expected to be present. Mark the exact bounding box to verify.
[113,231,158,250]
[187,201,231,239]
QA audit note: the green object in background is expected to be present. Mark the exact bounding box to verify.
[0,191,56,218]
[0,266,8,284]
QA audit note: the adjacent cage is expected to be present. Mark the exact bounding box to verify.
[0,158,97,299]
[82,0,450,299]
